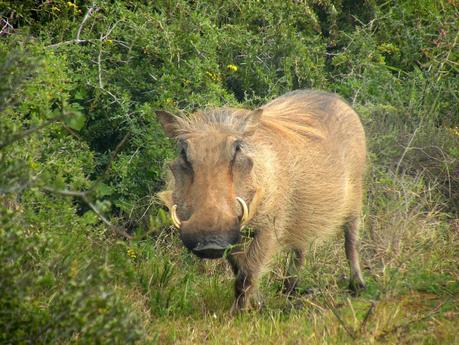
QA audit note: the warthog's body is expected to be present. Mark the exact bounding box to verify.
[157,90,366,310]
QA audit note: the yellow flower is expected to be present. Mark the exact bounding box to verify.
[51,6,61,12]
[447,126,459,137]
[67,2,77,9]
[206,71,221,81]
[105,39,113,44]
[226,64,238,72]
[127,248,137,260]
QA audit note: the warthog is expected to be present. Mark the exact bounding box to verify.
[156,90,366,311]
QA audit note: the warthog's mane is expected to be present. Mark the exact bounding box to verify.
[175,92,329,141]
[174,107,252,135]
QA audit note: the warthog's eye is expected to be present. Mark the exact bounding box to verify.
[178,140,191,167]
[231,139,253,173]
[232,139,243,159]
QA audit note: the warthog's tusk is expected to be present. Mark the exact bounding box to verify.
[236,197,249,227]
[170,204,181,229]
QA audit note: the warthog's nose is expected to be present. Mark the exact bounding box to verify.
[180,229,240,259]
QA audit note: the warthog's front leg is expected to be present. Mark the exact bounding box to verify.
[228,230,278,312]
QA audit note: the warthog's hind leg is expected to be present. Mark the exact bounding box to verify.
[228,230,278,312]
[344,215,365,294]
[282,248,305,295]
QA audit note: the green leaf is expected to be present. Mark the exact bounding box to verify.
[65,111,86,131]
[94,183,114,197]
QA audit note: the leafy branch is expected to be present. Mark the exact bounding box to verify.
[42,132,131,240]
[0,111,76,150]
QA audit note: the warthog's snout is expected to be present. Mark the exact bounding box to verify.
[170,198,249,259]
[180,226,241,259]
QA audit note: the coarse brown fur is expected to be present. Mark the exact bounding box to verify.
[156,90,366,311]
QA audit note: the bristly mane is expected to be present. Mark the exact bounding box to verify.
[175,107,253,135]
[176,91,329,140]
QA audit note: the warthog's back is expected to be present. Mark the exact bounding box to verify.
[251,90,366,244]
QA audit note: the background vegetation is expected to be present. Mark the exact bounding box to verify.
[0,0,458,344]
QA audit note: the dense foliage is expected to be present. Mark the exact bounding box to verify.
[1,1,457,344]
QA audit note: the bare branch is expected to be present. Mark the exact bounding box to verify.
[46,3,99,49]
[97,40,104,89]
[41,133,132,240]
[101,21,120,41]
[46,39,95,49]
[82,195,133,240]
[395,125,420,176]
[321,291,357,340]
[77,3,98,41]
[358,301,376,334]
[0,17,14,36]
[42,187,86,198]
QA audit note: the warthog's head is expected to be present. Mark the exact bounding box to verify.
[156,109,262,259]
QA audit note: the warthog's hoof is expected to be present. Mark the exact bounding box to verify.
[282,277,299,296]
[230,293,264,315]
[348,280,366,296]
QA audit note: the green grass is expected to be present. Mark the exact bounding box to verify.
[107,170,458,344]
[103,181,458,344]
[115,219,458,345]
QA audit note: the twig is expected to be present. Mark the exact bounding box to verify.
[62,123,84,141]
[395,125,420,176]
[77,4,97,41]
[101,21,120,41]
[97,39,104,89]
[322,291,357,339]
[42,187,86,197]
[41,132,131,240]
[96,22,122,97]
[46,3,99,49]
[46,39,95,49]
[358,301,376,334]
[0,17,14,35]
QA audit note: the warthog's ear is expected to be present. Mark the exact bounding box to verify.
[243,108,263,136]
[155,110,179,138]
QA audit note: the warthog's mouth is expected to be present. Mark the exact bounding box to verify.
[191,243,228,259]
